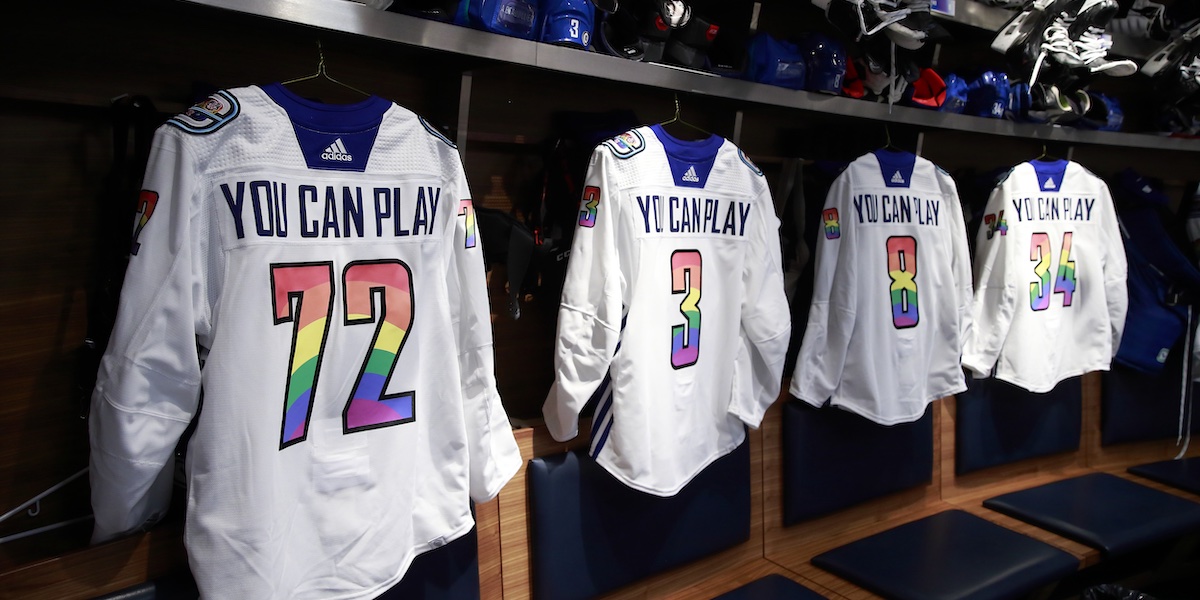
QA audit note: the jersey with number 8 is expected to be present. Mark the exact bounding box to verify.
[791,150,974,425]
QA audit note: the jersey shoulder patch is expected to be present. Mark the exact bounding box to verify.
[419,116,457,149]
[167,90,240,135]
[602,129,646,159]
[738,149,763,176]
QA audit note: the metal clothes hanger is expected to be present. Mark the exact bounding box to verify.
[659,93,710,137]
[281,40,370,98]
[882,124,899,151]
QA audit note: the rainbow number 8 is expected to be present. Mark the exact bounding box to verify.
[887,236,919,329]
[670,250,702,369]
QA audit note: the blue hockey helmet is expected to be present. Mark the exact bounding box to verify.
[940,73,968,113]
[743,33,807,90]
[541,0,595,48]
[798,32,846,95]
[463,0,541,40]
[965,71,1011,119]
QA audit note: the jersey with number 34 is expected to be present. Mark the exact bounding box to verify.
[962,160,1127,392]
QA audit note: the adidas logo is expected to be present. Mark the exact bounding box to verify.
[682,165,700,183]
[1044,176,1056,189]
[891,170,905,184]
[321,138,353,162]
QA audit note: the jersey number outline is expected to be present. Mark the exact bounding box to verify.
[458,199,477,248]
[130,190,159,256]
[1030,232,1076,311]
[579,186,600,228]
[887,236,919,329]
[671,250,702,369]
[271,260,416,450]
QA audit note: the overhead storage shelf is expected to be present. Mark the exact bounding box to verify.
[183,0,1200,152]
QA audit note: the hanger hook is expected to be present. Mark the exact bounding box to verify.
[673,93,682,121]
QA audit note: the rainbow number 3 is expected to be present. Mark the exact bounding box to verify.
[887,236,918,329]
[671,250,702,369]
[271,260,416,450]
[579,186,600,228]
[1030,232,1076,311]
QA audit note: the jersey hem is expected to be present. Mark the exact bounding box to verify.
[189,516,478,600]
[594,432,747,497]
[992,363,1111,394]
[826,383,965,426]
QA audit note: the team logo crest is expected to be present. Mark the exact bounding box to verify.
[604,130,645,159]
[738,149,763,176]
[167,90,240,134]
[822,208,840,239]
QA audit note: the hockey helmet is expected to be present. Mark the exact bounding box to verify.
[743,33,807,90]
[965,71,1011,119]
[798,32,847,95]
[462,0,541,40]
[940,73,968,113]
[541,0,595,48]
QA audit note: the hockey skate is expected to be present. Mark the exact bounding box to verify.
[884,0,951,50]
[1059,0,1138,77]
[1143,22,1200,78]
[813,0,910,39]
[991,0,1066,55]
[1029,0,1136,85]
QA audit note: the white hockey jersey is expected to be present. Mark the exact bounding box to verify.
[962,159,1128,392]
[791,150,973,424]
[88,84,521,600]
[543,125,790,496]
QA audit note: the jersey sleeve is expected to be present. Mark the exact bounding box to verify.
[790,172,858,405]
[729,181,791,428]
[961,177,1017,377]
[543,149,623,442]
[1099,183,1129,354]
[89,129,205,544]
[446,157,521,503]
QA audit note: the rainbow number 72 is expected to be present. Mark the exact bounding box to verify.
[271,260,416,450]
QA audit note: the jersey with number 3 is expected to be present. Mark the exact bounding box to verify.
[543,125,791,496]
[88,84,521,600]
[791,150,973,424]
[962,160,1127,392]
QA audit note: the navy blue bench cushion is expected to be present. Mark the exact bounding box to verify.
[91,573,198,600]
[811,509,1078,600]
[711,574,826,600]
[782,400,932,525]
[956,376,1081,475]
[983,472,1200,557]
[528,439,751,600]
[376,526,480,600]
[1101,360,1200,445]
[1128,457,1200,496]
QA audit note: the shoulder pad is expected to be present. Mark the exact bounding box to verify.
[601,129,646,159]
[166,90,240,135]
[738,149,763,176]
[419,116,457,149]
